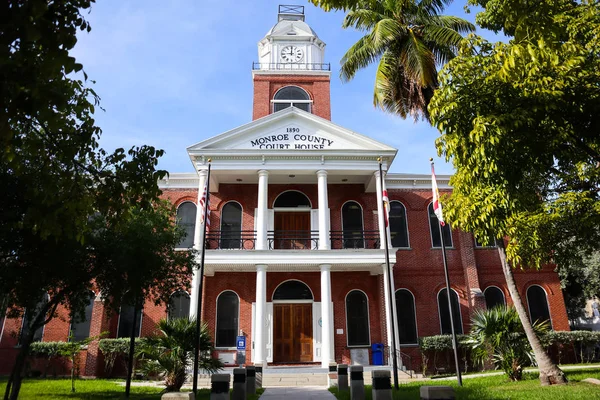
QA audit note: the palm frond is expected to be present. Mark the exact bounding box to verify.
[342,9,385,30]
[399,29,437,86]
[341,30,389,81]
[435,15,476,34]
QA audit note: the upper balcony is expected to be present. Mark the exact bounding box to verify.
[205,230,381,250]
[252,62,331,71]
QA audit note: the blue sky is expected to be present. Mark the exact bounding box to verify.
[72,1,498,175]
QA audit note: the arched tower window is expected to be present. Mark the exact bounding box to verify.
[484,286,506,310]
[527,285,552,328]
[272,86,312,113]
[70,291,95,342]
[437,288,463,334]
[396,289,418,344]
[342,201,364,249]
[220,202,242,249]
[168,291,191,320]
[428,203,452,248]
[216,291,239,347]
[176,202,197,249]
[346,290,370,346]
[390,201,409,248]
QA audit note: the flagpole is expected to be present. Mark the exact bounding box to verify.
[193,159,211,395]
[431,158,462,387]
[378,158,399,390]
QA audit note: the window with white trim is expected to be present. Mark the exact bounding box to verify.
[396,289,418,344]
[390,201,409,248]
[176,202,196,249]
[216,291,239,347]
[272,86,312,113]
[168,291,191,320]
[484,287,505,310]
[70,291,95,342]
[220,202,242,249]
[527,285,552,328]
[438,288,463,334]
[346,290,370,346]
[117,303,143,338]
[428,203,452,248]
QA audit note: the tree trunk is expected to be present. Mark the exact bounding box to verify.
[5,332,33,400]
[497,242,567,385]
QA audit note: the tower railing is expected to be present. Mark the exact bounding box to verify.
[252,62,331,71]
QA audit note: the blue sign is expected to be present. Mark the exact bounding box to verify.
[236,336,246,350]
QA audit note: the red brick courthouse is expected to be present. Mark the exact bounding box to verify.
[0,5,568,376]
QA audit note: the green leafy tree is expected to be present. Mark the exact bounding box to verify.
[310,0,474,120]
[465,306,549,381]
[0,2,193,399]
[58,335,98,394]
[136,318,223,392]
[429,0,600,386]
[558,251,600,323]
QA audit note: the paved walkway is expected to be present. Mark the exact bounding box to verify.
[258,386,336,399]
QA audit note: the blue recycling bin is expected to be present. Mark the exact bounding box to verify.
[371,343,384,365]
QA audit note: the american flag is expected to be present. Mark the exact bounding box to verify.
[431,162,445,226]
[199,180,210,227]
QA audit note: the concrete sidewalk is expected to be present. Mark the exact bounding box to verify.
[258,386,337,399]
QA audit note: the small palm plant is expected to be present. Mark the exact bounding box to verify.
[465,306,549,381]
[136,317,223,392]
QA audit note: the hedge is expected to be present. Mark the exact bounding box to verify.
[98,338,140,376]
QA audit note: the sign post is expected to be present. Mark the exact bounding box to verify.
[236,335,247,366]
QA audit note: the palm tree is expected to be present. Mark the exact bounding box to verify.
[465,306,549,381]
[136,318,223,392]
[338,0,474,120]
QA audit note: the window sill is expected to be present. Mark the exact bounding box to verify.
[392,247,412,251]
[431,247,455,250]
[399,343,419,347]
[215,347,237,351]
[346,345,371,348]
[475,247,497,249]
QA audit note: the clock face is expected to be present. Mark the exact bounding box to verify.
[280,46,304,63]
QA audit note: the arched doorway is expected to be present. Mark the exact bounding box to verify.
[272,191,312,250]
[272,280,313,363]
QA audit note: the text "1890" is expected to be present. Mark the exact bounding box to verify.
[286,127,300,133]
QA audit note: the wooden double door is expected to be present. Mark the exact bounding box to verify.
[274,212,311,249]
[273,303,313,363]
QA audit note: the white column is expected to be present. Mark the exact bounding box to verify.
[375,170,392,249]
[189,170,208,318]
[254,264,268,366]
[320,264,334,367]
[256,170,269,250]
[317,170,330,250]
[382,264,401,366]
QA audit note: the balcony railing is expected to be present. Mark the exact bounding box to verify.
[204,230,381,250]
[330,230,381,250]
[252,62,331,71]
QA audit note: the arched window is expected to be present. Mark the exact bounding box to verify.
[216,291,239,347]
[273,191,311,208]
[484,286,505,310]
[176,202,197,248]
[70,291,95,342]
[221,202,242,249]
[273,280,313,300]
[428,203,452,248]
[346,290,370,346]
[117,303,143,338]
[474,233,497,248]
[395,289,418,344]
[527,285,552,327]
[272,86,312,113]
[390,201,409,248]
[168,291,191,320]
[438,288,463,334]
[342,201,364,249]
[20,293,49,344]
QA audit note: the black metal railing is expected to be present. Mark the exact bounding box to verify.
[383,346,414,378]
[267,230,319,250]
[205,231,256,250]
[329,230,380,250]
[204,230,383,251]
[252,62,331,71]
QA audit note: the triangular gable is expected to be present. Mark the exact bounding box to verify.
[187,107,396,154]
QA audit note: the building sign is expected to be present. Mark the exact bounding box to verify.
[250,128,334,150]
[236,335,246,350]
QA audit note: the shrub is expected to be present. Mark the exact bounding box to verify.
[29,342,71,378]
[543,331,600,364]
[419,334,469,376]
[464,306,549,381]
[98,338,140,377]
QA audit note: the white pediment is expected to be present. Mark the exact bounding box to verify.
[187,107,396,154]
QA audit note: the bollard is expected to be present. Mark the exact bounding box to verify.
[210,374,230,400]
[419,386,455,400]
[328,362,338,388]
[231,368,247,400]
[338,364,349,392]
[255,365,263,388]
[246,365,256,395]
[349,365,365,400]
[371,370,392,400]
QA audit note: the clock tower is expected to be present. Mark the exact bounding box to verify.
[252,5,331,121]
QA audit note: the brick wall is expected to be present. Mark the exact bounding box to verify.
[252,74,331,120]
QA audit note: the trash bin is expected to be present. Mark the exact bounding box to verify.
[371,343,384,365]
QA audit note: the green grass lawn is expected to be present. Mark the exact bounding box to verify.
[0,379,264,400]
[330,368,600,400]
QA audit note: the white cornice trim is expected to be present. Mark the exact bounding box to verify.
[252,70,331,77]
